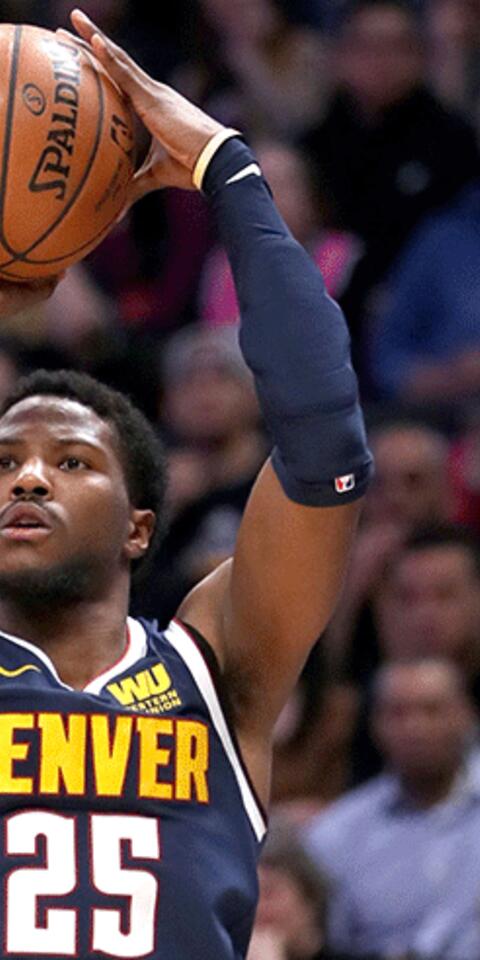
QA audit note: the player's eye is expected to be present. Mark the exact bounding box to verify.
[0,456,16,470]
[59,456,89,471]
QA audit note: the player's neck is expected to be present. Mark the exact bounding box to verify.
[0,578,130,690]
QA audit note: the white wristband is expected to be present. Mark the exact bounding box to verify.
[192,128,242,191]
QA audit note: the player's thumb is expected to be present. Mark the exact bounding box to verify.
[127,150,194,207]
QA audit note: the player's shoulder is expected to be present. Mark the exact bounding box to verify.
[0,625,53,679]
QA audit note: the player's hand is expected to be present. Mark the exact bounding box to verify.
[0,277,62,318]
[67,9,227,202]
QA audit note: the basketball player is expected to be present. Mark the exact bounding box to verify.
[0,9,372,958]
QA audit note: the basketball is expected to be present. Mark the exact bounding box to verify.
[0,23,135,281]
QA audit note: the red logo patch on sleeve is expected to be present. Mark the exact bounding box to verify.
[334,474,356,494]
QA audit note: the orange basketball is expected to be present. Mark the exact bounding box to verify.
[0,23,135,281]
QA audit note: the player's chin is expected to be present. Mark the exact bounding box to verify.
[0,531,61,571]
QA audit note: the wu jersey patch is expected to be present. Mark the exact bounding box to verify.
[107,661,182,714]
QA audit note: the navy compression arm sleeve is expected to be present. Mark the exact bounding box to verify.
[203,138,373,506]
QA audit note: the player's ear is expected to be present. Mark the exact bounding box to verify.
[124,509,156,561]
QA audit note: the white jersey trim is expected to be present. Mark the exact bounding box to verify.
[84,618,148,694]
[164,619,267,842]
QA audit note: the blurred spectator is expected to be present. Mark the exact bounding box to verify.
[369,181,480,403]
[44,264,114,354]
[305,658,480,960]
[301,0,479,359]
[328,512,480,774]
[327,422,453,677]
[200,141,361,327]
[177,0,329,139]
[247,824,329,960]
[130,325,267,621]
[425,0,480,117]
[362,421,452,529]
[160,325,263,489]
[36,266,159,418]
[87,187,213,335]
[377,526,480,685]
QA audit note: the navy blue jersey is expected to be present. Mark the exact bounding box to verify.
[0,617,266,959]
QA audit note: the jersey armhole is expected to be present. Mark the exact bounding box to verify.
[172,617,268,841]
[179,619,236,726]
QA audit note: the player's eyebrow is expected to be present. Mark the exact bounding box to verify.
[52,437,105,450]
[0,435,28,445]
[0,436,104,451]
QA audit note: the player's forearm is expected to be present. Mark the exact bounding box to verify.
[201,137,373,506]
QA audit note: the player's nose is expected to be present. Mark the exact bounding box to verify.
[10,457,53,500]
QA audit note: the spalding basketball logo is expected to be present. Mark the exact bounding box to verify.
[22,82,46,116]
[28,41,82,202]
[0,23,135,280]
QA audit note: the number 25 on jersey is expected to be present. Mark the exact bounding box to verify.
[5,810,160,958]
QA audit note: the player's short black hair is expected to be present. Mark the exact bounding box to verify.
[403,525,480,580]
[0,369,167,575]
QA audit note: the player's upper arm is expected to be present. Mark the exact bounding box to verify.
[178,457,362,738]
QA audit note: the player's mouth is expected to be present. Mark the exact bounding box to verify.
[0,503,53,541]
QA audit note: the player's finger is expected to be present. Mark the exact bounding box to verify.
[55,27,92,55]
[70,9,151,87]
[70,8,108,45]
[63,17,158,128]
[74,30,156,111]
[127,154,192,202]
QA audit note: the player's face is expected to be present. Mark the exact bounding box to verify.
[0,396,153,590]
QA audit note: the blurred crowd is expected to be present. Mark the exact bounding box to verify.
[2,0,480,958]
